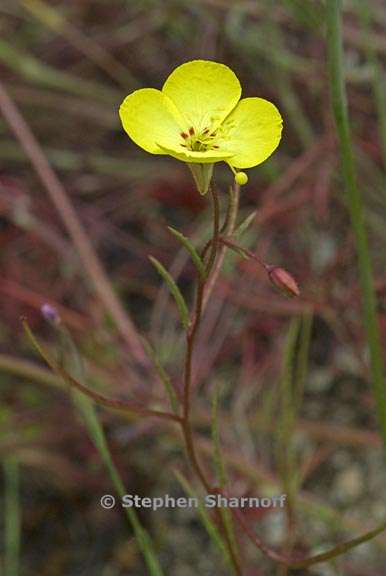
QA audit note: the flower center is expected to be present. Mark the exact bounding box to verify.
[179,126,220,152]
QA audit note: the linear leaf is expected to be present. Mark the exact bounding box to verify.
[167,226,207,281]
[149,256,190,330]
[142,336,179,414]
[234,210,257,237]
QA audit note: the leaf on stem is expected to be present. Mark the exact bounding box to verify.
[149,256,191,330]
[233,210,257,237]
[167,226,207,282]
[142,336,179,414]
[34,319,165,576]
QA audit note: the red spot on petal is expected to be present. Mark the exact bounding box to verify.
[189,127,195,136]
[181,132,189,139]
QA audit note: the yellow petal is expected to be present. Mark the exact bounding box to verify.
[158,142,234,164]
[119,88,184,154]
[162,60,241,133]
[223,97,283,169]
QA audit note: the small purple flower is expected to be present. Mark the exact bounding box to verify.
[40,303,61,325]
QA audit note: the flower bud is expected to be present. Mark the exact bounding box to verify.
[41,303,61,325]
[235,171,248,186]
[267,266,300,298]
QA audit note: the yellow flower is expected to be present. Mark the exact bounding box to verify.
[119,60,283,194]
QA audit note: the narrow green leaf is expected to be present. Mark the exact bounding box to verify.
[142,336,179,414]
[149,256,190,330]
[167,226,207,281]
[234,210,257,237]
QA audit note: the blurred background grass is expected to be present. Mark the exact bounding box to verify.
[1,0,386,574]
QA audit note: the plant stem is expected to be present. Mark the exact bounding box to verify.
[203,184,240,310]
[181,186,220,490]
[326,0,386,451]
[183,186,220,423]
[180,185,241,575]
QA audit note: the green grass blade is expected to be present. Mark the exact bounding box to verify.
[294,311,314,412]
[289,521,386,569]
[60,328,164,576]
[357,1,386,171]
[275,319,301,504]
[25,320,164,576]
[0,39,118,103]
[149,256,190,330]
[21,0,138,87]
[3,457,21,576]
[326,0,386,453]
[75,397,164,576]
[174,471,235,574]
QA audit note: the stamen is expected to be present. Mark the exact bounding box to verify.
[202,128,210,135]
[213,145,219,149]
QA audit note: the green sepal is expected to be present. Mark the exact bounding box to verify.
[188,162,214,195]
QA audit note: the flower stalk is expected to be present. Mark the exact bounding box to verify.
[179,185,242,574]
